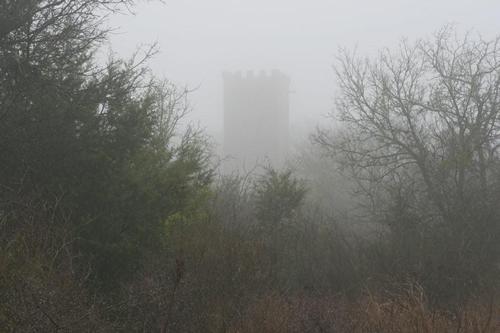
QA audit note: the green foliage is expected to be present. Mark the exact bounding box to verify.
[254,168,307,226]
[0,0,213,289]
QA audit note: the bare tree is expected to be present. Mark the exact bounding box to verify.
[315,27,500,297]
[317,27,500,226]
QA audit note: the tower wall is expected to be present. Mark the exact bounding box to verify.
[223,70,290,171]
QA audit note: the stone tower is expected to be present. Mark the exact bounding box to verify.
[223,70,290,171]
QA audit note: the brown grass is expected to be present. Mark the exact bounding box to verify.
[228,285,500,333]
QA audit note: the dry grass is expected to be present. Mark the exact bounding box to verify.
[228,285,500,333]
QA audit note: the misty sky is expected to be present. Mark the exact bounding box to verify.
[108,0,500,145]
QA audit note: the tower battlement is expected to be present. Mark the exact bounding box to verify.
[222,69,290,84]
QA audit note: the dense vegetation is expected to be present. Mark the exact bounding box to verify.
[2,1,500,332]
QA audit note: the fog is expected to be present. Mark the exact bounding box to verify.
[108,0,500,145]
[6,1,500,330]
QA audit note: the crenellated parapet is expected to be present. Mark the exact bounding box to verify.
[222,69,290,85]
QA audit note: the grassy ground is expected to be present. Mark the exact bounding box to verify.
[228,287,500,332]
